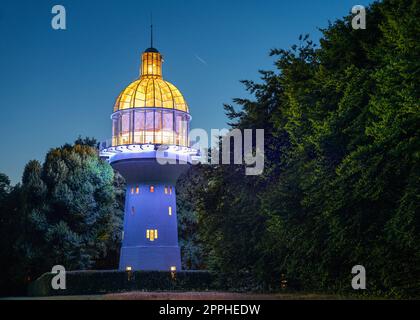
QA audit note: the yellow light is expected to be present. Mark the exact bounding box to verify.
[170,266,176,272]
[150,186,154,193]
[136,186,139,194]
[111,49,190,148]
[114,55,188,113]
[112,105,190,147]
[126,266,132,271]
[146,229,158,241]
[168,206,172,216]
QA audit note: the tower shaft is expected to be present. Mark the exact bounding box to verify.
[119,182,181,271]
[111,153,190,271]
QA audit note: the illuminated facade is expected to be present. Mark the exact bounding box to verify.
[100,44,196,271]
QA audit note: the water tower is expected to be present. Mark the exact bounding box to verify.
[100,36,196,271]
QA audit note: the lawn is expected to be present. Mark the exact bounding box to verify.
[4,291,358,300]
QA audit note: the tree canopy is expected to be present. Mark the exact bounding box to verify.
[0,140,124,295]
[190,0,419,298]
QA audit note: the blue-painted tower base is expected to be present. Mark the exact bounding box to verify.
[110,150,191,271]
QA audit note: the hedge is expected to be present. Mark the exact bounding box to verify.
[27,270,241,297]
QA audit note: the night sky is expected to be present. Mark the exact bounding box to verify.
[0,0,373,184]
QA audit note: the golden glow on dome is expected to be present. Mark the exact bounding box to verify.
[111,47,190,148]
[114,78,188,112]
[141,51,162,77]
[114,50,188,112]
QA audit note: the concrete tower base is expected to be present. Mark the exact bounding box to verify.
[119,246,181,271]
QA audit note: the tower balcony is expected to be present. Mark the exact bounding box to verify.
[110,108,191,148]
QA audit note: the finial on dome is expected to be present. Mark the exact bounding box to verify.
[150,13,153,48]
[145,13,159,53]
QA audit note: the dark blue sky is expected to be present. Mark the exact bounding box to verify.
[0,0,373,184]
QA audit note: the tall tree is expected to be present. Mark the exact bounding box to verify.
[0,139,125,295]
[195,0,419,297]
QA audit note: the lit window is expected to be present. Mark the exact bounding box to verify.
[146,229,158,241]
[168,206,172,216]
[126,266,132,271]
[170,266,176,272]
[150,186,154,193]
[165,186,173,195]
[136,186,140,194]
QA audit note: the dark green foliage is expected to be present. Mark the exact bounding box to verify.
[74,136,98,148]
[176,165,207,270]
[0,139,124,296]
[27,270,266,297]
[28,270,218,296]
[194,0,419,298]
[0,173,10,201]
[0,174,29,295]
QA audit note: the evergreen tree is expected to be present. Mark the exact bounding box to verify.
[195,0,419,297]
[0,139,125,295]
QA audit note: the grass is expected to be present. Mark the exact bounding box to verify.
[3,291,366,300]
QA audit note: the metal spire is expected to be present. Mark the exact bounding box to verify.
[150,13,153,48]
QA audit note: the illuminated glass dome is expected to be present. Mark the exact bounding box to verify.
[114,78,188,112]
[112,47,190,147]
[114,49,188,112]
